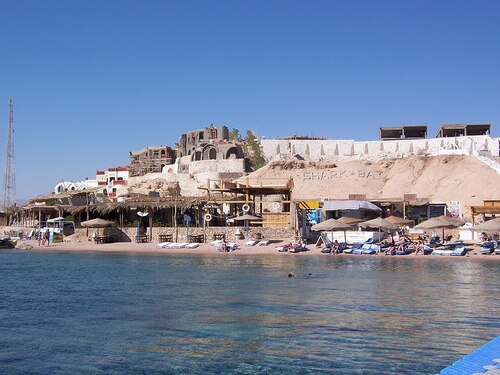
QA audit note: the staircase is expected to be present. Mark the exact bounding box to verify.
[475,154,500,174]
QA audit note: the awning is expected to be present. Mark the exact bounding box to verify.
[322,200,382,212]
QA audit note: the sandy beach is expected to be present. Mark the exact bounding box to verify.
[18,238,499,260]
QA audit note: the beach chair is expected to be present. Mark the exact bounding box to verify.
[174,242,189,248]
[226,242,238,251]
[258,240,270,246]
[185,243,200,248]
[336,242,347,253]
[155,242,172,248]
[245,240,258,246]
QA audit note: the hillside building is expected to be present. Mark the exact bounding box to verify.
[129,146,176,177]
[176,125,244,161]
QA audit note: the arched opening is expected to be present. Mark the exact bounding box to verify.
[208,148,217,160]
[226,147,240,159]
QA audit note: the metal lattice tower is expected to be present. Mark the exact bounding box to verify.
[2,99,15,210]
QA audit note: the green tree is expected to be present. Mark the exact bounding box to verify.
[228,128,241,141]
[245,130,266,170]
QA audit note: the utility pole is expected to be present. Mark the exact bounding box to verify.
[2,99,15,211]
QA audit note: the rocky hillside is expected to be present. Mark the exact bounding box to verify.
[244,155,500,214]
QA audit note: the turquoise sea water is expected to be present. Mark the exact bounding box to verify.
[0,250,498,374]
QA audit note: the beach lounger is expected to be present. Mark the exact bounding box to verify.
[174,242,189,248]
[155,242,172,248]
[244,240,258,246]
[258,240,270,246]
[185,243,200,248]
[226,242,238,251]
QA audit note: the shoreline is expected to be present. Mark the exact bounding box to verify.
[15,239,500,261]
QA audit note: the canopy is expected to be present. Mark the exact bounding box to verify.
[474,218,500,232]
[385,215,414,226]
[81,218,114,227]
[47,217,65,223]
[322,200,382,212]
[359,217,398,231]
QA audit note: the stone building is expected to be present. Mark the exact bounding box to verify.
[129,146,176,177]
[176,125,244,161]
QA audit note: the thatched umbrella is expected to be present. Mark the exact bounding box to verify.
[359,217,399,252]
[415,217,458,243]
[233,214,263,241]
[81,218,114,227]
[311,218,354,244]
[385,215,414,227]
[81,218,114,236]
[474,217,500,232]
[435,215,464,227]
[337,216,364,225]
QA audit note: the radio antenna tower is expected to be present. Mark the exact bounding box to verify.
[2,99,15,210]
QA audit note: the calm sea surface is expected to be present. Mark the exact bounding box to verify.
[0,250,498,374]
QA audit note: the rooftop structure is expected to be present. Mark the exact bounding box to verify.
[436,124,491,138]
[379,125,427,140]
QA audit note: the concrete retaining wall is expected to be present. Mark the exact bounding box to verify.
[74,226,295,244]
[261,135,499,162]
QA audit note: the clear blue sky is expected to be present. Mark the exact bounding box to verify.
[0,0,499,200]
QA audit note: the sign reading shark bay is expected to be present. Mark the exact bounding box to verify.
[302,170,383,180]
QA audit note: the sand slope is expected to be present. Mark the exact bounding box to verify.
[246,155,500,208]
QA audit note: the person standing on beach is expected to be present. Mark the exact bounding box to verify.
[43,229,50,246]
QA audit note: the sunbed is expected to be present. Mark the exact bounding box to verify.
[480,242,495,255]
[155,242,172,248]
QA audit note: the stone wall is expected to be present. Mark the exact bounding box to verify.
[74,225,295,243]
[261,135,499,162]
